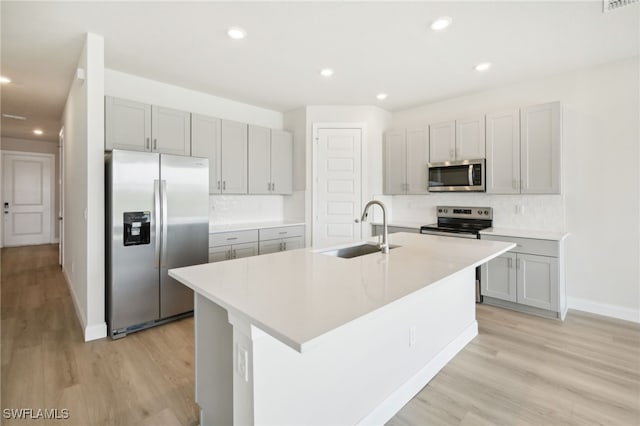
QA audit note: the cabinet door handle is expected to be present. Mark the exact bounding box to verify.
[217,180,221,190]
[272,182,275,192]
[226,237,238,241]
[233,249,237,259]
[153,138,157,151]
[146,137,150,150]
[283,241,287,251]
[223,181,226,191]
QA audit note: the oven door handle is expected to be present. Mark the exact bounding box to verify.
[468,164,474,186]
[420,230,478,239]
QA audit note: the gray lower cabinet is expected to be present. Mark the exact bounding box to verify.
[209,225,305,262]
[481,234,566,320]
[208,230,259,263]
[258,225,305,254]
[371,224,419,236]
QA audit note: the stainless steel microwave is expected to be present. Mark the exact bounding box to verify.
[427,159,485,192]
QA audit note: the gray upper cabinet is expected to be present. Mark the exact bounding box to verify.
[248,126,292,195]
[151,105,191,156]
[105,96,190,156]
[520,102,562,194]
[428,121,455,162]
[220,120,248,194]
[191,114,222,194]
[383,127,429,195]
[269,129,293,194]
[486,109,521,194]
[429,117,485,162]
[105,97,151,152]
[487,102,562,194]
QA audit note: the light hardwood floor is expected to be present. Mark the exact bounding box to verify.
[2,244,639,425]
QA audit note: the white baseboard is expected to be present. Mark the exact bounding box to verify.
[568,297,640,323]
[358,321,479,425]
[62,267,107,341]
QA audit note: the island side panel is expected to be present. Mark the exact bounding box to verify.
[195,293,233,426]
[245,268,477,425]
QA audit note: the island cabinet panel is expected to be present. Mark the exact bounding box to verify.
[191,114,222,193]
[481,232,566,320]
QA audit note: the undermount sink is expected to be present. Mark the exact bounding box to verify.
[321,243,399,259]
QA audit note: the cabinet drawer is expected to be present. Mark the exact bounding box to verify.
[481,234,558,257]
[259,225,305,241]
[209,229,259,247]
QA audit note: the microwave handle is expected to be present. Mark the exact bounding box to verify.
[468,165,474,186]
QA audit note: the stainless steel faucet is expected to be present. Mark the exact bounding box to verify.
[360,200,389,254]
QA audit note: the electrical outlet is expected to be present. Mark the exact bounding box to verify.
[409,326,417,347]
[237,344,248,382]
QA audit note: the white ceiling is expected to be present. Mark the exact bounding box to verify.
[1,1,639,141]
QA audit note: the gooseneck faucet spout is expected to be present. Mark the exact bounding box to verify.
[360,200,389,254]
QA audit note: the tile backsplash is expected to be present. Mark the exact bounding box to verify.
[209,195,284,225]
[390,194,565,232]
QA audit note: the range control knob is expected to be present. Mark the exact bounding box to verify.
[477,210,482,215]
[484,210,489,215]
[438,208,442,213]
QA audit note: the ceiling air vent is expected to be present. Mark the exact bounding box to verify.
[603,0,638,12]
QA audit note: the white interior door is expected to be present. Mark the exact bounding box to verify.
[2,151,53,246]
[314,128,362,249]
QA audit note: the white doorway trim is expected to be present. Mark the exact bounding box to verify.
[59,127,65,266]
[311,122,367,248]
[1,150,56,247]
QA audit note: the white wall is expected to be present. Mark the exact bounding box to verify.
[104,69,287,226]
[391,57,640,322]
[0,137,60,240]
[61,33,106,341]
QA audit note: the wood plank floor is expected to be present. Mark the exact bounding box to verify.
[2,244,639,425]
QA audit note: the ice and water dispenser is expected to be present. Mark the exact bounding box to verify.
[123,211,151,246]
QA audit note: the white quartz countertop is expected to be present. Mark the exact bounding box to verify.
[480,227,569,241]
[209,220,305,233]
[169,232,514,352]
[370,221,424,229]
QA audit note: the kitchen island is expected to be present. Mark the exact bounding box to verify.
[169,232,515,425]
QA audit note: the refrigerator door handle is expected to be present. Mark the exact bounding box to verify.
[154,179,161,268]
[161,180,168,268]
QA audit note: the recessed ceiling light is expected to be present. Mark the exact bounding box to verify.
[376,93,388,100]
[33,129,43,135]
[320,68,334,77]
[227,27,246,40]
[475,62,492,72]
[2,113,26,120]
[430,17,452,31]
[0,76,11,84]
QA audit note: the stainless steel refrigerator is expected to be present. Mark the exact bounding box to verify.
[106,149,209,339]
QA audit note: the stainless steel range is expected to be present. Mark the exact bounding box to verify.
[420,206,493,302]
